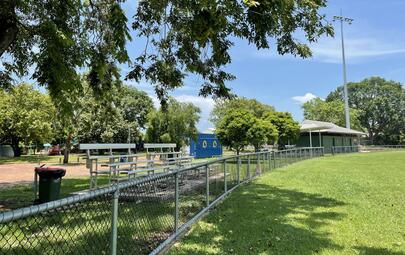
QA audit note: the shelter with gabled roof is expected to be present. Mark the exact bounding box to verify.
[297,120,366,153]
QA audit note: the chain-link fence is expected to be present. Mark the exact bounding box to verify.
[0,147,324,255]
[331,145,360,155]
[361,145,405,152]
[332,145,405,155]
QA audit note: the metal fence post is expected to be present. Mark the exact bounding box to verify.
[174,172,179,233]
[110,188,119,255]
[33,171,38,201]
[224,159,227,193]
[282,151,285,166]
[237,156,241,184]
[205,165,209,207]
[269,152,272,171]
[247,155,251,179]
[290,150,293,164]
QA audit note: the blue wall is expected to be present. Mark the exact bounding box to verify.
[190,133,223,159]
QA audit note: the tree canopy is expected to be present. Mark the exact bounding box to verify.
[216,109,256,154]
[326,77,405,144]
[302,98,363,131]
[0,81,154,160]
[213,97,297,151]
[210,97,275,126]
[0,84,55,156]
[1,0,333,104]
[77,84,154,144]
[145,98,200,148]
[130,0,333,102]
[246,118,278,151]
[264,111,300,148]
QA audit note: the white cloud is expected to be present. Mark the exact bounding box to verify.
[174,95,215,132]
[292,93,318,104]
[252,37,405,64]
[310,38,405,63]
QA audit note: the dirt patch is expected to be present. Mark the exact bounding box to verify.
[0,163,89,186]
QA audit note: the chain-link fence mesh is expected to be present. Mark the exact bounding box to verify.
[332,146,359,155]
[117,175,175,254]
[178,165,206,226]
[0,148,324,255]
[0,193,113,255]
[208,162,225,203]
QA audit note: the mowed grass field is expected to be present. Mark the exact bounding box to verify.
[169,152,405,255]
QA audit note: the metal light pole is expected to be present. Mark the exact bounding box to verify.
[333,11,353,130]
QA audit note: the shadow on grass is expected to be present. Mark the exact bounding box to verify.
[170,183,347,255]
[354,246,405,255]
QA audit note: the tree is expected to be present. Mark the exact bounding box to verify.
[130,1,334,102]
[302,98,363,131]
[326,77,405,144]
[0,84,55,156]
[117,86,154,129]
[264,112,300,148]
[216,109,255,154]
[52,81,154,163]
[210,97,275,126]
[1,0,130,107]
[145,98,200,148]
[1,1,333,103]
[78,84,154,144]
[247,119,278,151]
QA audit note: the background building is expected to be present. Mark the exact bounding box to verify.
[190,133,223,159]
[297,120,366,153]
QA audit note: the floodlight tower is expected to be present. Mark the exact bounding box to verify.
[333,11,353,130]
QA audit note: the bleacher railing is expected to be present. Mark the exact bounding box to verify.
[0,147,324,255]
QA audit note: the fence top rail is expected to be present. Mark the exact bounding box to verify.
[80,143,136,150]
[0,184,118,223]
[363,145,405,147]
[332,145,359,148]
[0,147,324,224]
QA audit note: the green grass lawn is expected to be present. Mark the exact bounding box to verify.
[0,177,109,211]
[169,152,405,255]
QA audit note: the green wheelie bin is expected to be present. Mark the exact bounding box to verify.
[34,166,66,203]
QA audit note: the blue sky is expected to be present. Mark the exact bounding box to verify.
[17,1,404,132]
[123,0,405,131]
[4,1,405,131]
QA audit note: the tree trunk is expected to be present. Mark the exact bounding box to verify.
[368,130,374,145]
[23,138,29,155]
[0,0,19,57]
[63,134,72,164]
[11,137,21,157]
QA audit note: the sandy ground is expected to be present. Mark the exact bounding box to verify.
[0,163,89,187]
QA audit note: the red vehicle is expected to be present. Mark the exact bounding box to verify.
[48,145,61,156]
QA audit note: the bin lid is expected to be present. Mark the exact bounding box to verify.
[35,167,66,178]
